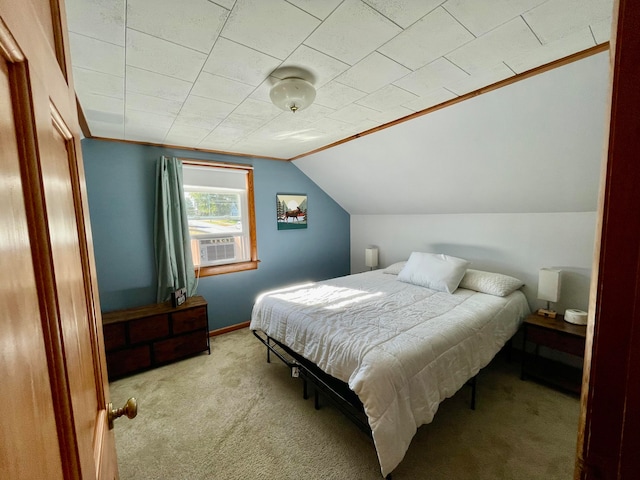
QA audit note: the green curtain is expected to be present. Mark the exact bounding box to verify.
[154,156,197,303]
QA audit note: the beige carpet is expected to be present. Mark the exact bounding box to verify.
[109,328,580,479]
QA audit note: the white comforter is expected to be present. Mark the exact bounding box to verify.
[250,270,530,476]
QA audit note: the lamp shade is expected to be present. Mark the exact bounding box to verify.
[537,268,561,302]
[269,77,316,112]
[365,247,378,268]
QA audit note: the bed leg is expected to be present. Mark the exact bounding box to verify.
[266,336,271,363]
[470,376,477,410]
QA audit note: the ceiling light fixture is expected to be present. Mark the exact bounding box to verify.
[269,77,316,113]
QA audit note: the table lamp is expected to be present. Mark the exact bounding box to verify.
[537,267,561,318]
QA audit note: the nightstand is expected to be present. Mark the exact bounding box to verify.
[521,313,587,394]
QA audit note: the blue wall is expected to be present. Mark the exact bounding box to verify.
[82,138,350,330]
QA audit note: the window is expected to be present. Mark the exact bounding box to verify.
[182,160,258,276]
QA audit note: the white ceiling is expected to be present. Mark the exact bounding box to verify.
[66,0,613,161]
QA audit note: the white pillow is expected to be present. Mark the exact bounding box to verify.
[459,269,524,297]
[397,252,470,293]
[383,261,406,274]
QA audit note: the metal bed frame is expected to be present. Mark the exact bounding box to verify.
[252,330,478,479]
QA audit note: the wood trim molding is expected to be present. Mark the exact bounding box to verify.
[76,95,91,138]
[290,43,610,161]
[209,321,250,337]
[87,135,289,162]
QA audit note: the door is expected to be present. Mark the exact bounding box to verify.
[0,0,118,478]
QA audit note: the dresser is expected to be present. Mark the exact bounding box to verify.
[102,296,210,380]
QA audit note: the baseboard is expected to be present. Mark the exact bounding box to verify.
[209,321,250,337]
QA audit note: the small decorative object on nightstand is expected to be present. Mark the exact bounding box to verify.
[521,312,587,394]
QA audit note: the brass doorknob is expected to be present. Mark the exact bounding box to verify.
[108,397,137,430]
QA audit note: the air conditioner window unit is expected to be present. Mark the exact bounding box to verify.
[198,237,237,265]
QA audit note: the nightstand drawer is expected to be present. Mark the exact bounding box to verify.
[527,325,585,357]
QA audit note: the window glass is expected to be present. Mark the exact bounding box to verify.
[182,161,257,275]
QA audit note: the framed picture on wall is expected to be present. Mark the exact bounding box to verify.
[276,194,307,230]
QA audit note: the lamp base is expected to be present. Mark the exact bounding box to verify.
[536,308,557,319]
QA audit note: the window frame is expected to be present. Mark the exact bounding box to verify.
[181,158,258,277]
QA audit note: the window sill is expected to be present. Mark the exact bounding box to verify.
[196,260,259,277]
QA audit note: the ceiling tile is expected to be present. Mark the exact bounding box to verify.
[313,115,353,129]
[363,0,443,28]
[378,7,475,71]
[335,52,411,93]
[233,97,282,121]
[590,17,612,44]
[65,0,125,46]
[523,0,614,44]
[198,132,238,151]
[445,17,541,74]
[127,0,228,53]
[356,84,418,111]
[277,45,350,88]
[164,123,211,146]
[199,114,265,144]
[73,67,123,99]
[328,103,381,124]
[68,33,124,77]
[126,66,193,102]
[85,119,125,138]
[304,0,402,65]
[401,88,458,112]
[287,0,344,20]
[191,72,255,104]
[367,105,415,124]
[443,0,547,36]
[177,95,236,129]
[202,38,282,86]
[125,124,172,143]
[126,29,207,82]
[394,58,468,96]
[124,109,174,142]
[220,0,320,60]
[446,62,514,95]
[268,102,334,126]
[314,81,368,110]
[126,91,184,116]
[81,94,124,120]
[505,28,596,74]
[210,0,236,10]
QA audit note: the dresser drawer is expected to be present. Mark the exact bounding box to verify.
[153,331,209,364]
[527,325,585,357]
[172,306,207,334]
[103,322,126,351]
[106,345,151,378]
[129,314,170,343]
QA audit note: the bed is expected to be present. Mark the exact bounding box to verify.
[250,253,530,478]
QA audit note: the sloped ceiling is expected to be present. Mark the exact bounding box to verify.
[66,0,613,161]
[293,51,610,215]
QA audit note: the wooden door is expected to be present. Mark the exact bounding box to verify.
[0,0,118,478]
[576,0,640,477]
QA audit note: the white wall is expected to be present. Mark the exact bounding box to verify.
[352,212,596,313]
